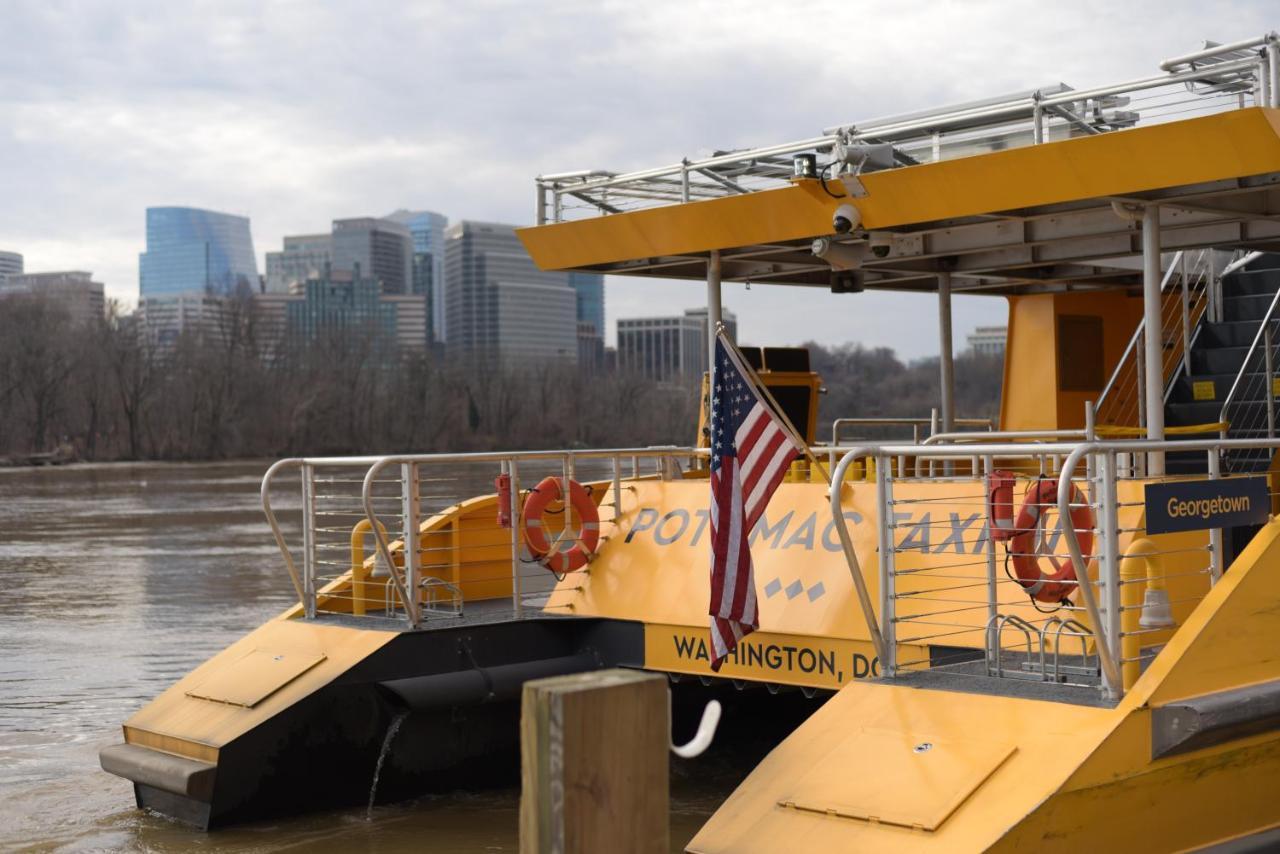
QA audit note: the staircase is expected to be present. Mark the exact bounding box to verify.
[1165,254,1280,474]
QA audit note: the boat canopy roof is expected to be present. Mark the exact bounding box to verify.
[519,35,1280,296]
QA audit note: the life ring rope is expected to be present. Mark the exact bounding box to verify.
[521,476,601,574]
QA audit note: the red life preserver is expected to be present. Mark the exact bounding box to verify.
[521,477,600,574]
[986,469,1018,542]
[1009,478,1094,604]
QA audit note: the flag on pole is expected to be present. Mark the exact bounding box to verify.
[708,334,804,671]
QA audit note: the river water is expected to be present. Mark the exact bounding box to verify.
[0,461,744,852]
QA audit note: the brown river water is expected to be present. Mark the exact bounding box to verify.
[0,461,782,853]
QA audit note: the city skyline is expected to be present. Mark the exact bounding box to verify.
[6,0,1272,354]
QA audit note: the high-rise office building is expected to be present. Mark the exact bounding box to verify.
[444,221,578,366]
[385,209,447,342]
[264,233,331,293]
[139,207,258,298]
[0,271,105,326]
[568,272,605,337]
[330,218,413,296]
[617,307,738,380]
[0,251,22,286]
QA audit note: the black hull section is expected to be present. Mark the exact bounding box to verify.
[139,616,643,830]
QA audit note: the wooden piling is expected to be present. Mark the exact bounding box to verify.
[519,669,669,854]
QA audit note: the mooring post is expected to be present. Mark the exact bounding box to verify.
[520,669,669,854]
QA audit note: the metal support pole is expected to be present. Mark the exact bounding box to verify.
[1266,326,1276,439]
[706,251,722,378]
[1181,252,1191,379]
[681,161,691,203]
[1270,40,1280,108]
[1143,205,1166,475]
[876,457,897,677]
[982,455,999,634]
[401,462,422,622]
[1261,58,1273,109]
[937,272,956,435]
[536,183,547,226]
[301,463,317,620]
[1100,451,1122,699]
[509,459,523,616]
[1032,100,1044,144]
[1207,448,1224,583]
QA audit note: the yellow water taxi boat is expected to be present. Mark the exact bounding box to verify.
[103,33,1280,850]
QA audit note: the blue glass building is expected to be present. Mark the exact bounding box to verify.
[568,272,605,336]
[139,207,259,298]
[386,209,447,343]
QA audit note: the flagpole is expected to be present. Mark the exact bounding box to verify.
[717,329,832,484]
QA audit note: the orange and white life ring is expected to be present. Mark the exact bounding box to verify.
[521,477,599,573]
[1008,478,1094,604]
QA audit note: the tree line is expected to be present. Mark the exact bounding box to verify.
[0,294,1002,462]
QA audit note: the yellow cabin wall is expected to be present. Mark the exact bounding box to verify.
[1000,291,1142,431]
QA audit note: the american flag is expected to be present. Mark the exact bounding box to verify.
[708,335,803,670]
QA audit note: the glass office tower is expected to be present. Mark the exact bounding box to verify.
[139,207,259,298]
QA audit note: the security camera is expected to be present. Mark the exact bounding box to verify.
[832,203,860,235]
[868,231,894,259]
[812,237,867,271]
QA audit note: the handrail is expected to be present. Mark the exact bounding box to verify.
[358,446,699,628]
[1160,33,1276,71]
[1220,285,1280,427]
[923,428,1086,445]
[1054,436,1280,695]
[830,416,993,446]
[260,458,307,603]
[1095,250,1189,418]
[830,434,1280,701]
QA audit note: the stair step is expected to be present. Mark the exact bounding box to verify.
[1169,371,1275,405]
[1200,321,1264,348]
[1190,346,1251,375]
[1223,294,1276,323]
[1222,268,1280,299]
[1166,400,1226,426]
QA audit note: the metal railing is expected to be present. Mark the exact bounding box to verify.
[1220,255,1280,471]
[1095,249,1215,429]
[536,35,1279,224]
[262,447,698,629]
[829,435,1280,702]
[828,413,994,474]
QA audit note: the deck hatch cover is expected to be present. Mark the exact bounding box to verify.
[185,649,326,708]
[776,728,1015,831]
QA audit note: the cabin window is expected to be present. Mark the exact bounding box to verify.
[1057,314,1105,392]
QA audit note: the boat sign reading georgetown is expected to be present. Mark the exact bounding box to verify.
[1145,476,1270,535]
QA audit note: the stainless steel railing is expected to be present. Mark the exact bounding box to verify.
[262,446,699,629]
[1095,249,1215,429]
[1220,255,1280,471]
[829,435,1280,703]
[536,35,1279,224]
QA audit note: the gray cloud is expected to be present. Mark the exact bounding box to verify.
[1,0,1274,356]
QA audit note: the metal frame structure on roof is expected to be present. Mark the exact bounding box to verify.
[529,34,1280,296]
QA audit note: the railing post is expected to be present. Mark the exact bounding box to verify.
[1099,450,1122,699]
[401,462,422,626]
[1207,448,1224,583]
[1266,325,1276,439]
[536,182,548,226]
[876,454,897,677]
[510,458,523,617]
[301,462,317,620]
[1032,95,1044,144]
[1181,251,1191,379]
[1269,38,1280,108]
[681,160,691,203]
[982,455,999,634]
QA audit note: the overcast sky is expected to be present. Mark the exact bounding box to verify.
[2,0,1274,357]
